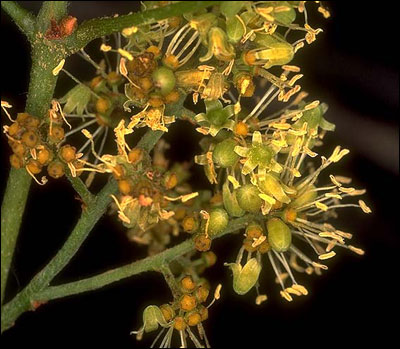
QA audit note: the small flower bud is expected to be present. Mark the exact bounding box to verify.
[160,304,175,322]
[95,97,111,114]
[206,208,229,236]
[10,154,23,169]
[222,181,245,217]
[10,142,26,158]
[107,71,122,86]
[49,125,65,143]
[181,275,196,292]
[258,239,270,254]
[212,138,239,168]
[226,258,262,295]
[234,73,255,97]
[194,233,212,252]
[258,174,291,204]
[185,311,202,327]
[47,160,65,179]
[201,251,217,267]
[173,316,187,331]
[234,121,249,136]
[182,215,199,233]
[195,285,210,303]
[243,238,258,252]
[163,172,178,190]
[21,131,39,148]
[128,148,143,164]
[283,208,297,223]
[59,144,77,163]
[7,122,21,137]
[26,159,42,174]
[245,223,264,239]
[198,305,209,321]
[180,294,197,312]
[24,115,40,130]
[266,218,292,252]
[152,67,176,96]
[118,179,134,195]
[37,146,53,166]
[235,184,263,213]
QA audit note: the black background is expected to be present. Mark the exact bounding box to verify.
[1,2,398,348]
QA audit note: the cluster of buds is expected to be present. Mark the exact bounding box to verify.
[2,100,84,184]
[131,252,219,347]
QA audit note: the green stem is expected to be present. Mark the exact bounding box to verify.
[70,1,222,52]
[36,1,68,32]
[1,2,69,306]
[159,264,181,300]
[1,178,118,333]
[1,1,36,38]
[32,216,248,303]
[1,216,248,332]
[65,172,94,205]
[0,127,163,332]
[1,169,32,305]
[25,43,64,118]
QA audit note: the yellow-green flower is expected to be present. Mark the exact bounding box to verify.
[59,84,92,115]
[199,27,235,62]
[195,100,235,137]
[234,131,278,175]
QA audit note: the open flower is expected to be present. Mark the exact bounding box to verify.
[199,27,235,62]
[234,131,279,176]
[195,100,235,136]
[58,84,92,116]
[228,143,371,303]
[129,105,175,132]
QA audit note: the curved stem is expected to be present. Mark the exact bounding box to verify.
[6,216,248,314]
[70,1,222,52]
[1,169,31,305]
[1,1,68,306]
[1,1,36,39]
[65,172,95,205]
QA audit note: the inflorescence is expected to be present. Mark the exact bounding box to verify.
[2,1,371,348]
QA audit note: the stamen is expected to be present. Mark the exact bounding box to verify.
[186,327,202,348]
[268,252,285,290]
[1,100,15,122]
[150,328,166,348]
[318,251,336,260]
[79,49,108,79]
[65,119,97,138]
[26,166,48,186]
[207,284,222,308]
[52,59,65,76]
[255,294,268,305]
[358,200,372,213]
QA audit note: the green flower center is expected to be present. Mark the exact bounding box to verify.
[249,144,273,166]
[207,109,229,126]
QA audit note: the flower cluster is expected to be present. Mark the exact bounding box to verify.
[2,100,84,184]
[131,252,219,348]
[2,2,372,348]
